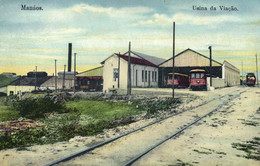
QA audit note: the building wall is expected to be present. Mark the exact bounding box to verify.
[41,76,74,90]
[0,87,7,94]
[103,54,158,93]
[207,77,225,89]
[7,85,35,96]
[160,50,222,67]
[222,61,240,86]
[131,64,158,88]
[103,55,120,92]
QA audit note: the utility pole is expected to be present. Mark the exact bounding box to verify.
[208,46,212,87]
[63,65,66,90]
[74,53,77,94]
[172,22,175,98]
[34,66,37,90]
[256,54,259,85]
[55,59,57,92]
[118,52,120,88]
[127,42,131,95]
[241,61,244,85]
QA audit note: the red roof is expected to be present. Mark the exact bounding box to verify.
[77,76,103,80]
[116,54,157,67]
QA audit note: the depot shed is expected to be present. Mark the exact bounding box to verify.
[76,66,103,91]
[159,48,240,88]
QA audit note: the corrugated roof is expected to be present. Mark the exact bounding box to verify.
[124,51,166,66]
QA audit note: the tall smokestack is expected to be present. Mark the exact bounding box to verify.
[68,43,72,72]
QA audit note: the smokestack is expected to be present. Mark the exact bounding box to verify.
[68,43,72,72]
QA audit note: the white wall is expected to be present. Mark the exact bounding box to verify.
[7,85,35,96]
[222,61,240,86]
[207,77,225,89]
[41,77,74,90]
[132,65,158,88]
[103,55,120,92]
[103,54,159,93]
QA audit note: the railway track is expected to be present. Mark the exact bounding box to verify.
[45,87,248,166]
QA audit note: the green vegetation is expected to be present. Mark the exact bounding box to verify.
[13,97,70,119]
[0,97,19,121]
[0,74,17,88]
[131,97,181,116]
[0,95,181,150]
[66,100,139,121]
[193,147,227,156]
[193,149,212,155]
[232,137,260,160]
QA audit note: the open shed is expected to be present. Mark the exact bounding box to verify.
[158,48,240,88]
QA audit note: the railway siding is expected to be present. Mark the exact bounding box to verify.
[57,88,247,166]
[133,88,259,166]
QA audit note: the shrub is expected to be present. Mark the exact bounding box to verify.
[13,97,68,119]
[0,128,46,150]
[133,97,181,115]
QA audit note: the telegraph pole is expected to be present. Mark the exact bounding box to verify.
[74,53,77,94]
[241,61,244,85]
[172,22,175,98]
[208,46,212,87]
[63,65,66,90]
[127,42,131,95]
[256,54,259,85]
[34,66,37,90]
[55,59,57,92]
[118,52,120,88]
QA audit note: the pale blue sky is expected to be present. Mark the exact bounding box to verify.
[0,0,259,76]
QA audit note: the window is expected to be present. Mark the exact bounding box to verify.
[191,73,195,78]
[155,71,157,82]
[201,73,205,78]
[142,70,144,82]
[196,73,200,78]
[10,91,14,96]
[145,71,147,82]
[113,68,119,81]
[152,71,154,82]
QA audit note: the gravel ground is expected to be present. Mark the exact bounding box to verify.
[0,86,258,166]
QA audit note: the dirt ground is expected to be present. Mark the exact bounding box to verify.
[133,87,260,166]
[0,86,259,166]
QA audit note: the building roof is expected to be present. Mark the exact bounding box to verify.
[77,66,103,77]
[116,54,157,67]
[9,76,52,86]
[124,51,166,66]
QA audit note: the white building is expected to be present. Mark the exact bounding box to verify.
[101,51,165,93]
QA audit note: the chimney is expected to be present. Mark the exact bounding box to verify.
[68,43,72,72]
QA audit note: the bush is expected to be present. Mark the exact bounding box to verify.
[14,97,68,119]
[134,97,181,115]
[43,113,109,142]
[0,128,46,150]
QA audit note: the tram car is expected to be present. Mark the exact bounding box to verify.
[77,76,103,91]
[246,73,256,86]
[167,72,189,88]
[189,69,207,90]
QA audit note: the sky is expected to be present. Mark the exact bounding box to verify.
[0,0,259,77]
